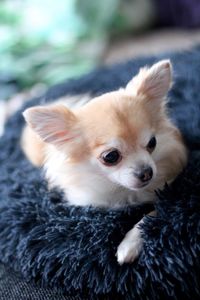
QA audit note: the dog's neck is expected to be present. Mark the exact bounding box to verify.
[65,184,156,207]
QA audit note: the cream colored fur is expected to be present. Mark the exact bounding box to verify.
[21,60,187,264]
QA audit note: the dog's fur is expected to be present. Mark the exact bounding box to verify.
[21,60,187,264]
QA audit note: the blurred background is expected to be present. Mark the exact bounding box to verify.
[1,0,200,134]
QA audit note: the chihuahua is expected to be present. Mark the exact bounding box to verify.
[21,60,187,264]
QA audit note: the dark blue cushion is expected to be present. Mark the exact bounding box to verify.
[0,48,200,300]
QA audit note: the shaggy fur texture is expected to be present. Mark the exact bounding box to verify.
[0,48,200,299]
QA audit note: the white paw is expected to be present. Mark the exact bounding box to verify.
[116,227,144,265]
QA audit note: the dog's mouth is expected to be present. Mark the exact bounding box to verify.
[128,179,152,190]
[138,181,150,187]
[137,181,151,188]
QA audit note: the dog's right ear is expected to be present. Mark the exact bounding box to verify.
[126,60,172,100]
[23,104,79,146]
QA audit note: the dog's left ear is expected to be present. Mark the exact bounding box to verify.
[126,60,172,100]
[23,104,79,147]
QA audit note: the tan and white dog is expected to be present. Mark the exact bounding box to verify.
[21,60,187,264]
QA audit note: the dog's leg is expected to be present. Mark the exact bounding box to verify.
[117,210,156,264]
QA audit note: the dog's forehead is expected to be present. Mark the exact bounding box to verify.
[77,91,151,148]
[79,90,148,122]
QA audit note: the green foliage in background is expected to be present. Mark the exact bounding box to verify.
[0,0,155,99]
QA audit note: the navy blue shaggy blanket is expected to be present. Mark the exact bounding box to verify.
[0,48,200,300]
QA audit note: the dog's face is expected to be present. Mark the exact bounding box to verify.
[23,60,186,195]
[76,91,159,191]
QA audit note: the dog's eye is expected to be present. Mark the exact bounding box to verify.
[100,149,122,166]
[146,136,156,152]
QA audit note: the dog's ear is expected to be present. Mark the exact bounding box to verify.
[23,104,79,146]
[126,60,172,100]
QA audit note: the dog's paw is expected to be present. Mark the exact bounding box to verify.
[116,227,143,265]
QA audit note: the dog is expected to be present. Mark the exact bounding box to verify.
[21,60,187,264]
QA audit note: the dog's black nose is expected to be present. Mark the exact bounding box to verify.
[134,166,153,182]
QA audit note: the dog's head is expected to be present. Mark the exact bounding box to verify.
[23,60,187,195]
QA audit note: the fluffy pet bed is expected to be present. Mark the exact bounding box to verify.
[0,48,200,300]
